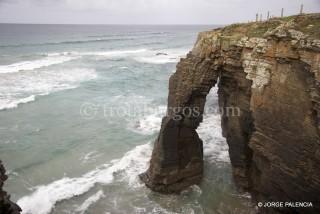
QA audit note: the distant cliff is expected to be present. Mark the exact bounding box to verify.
[140,13,320,213]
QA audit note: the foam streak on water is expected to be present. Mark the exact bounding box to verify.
[17,143,152,214]
[75,190,105,214]
[0,48,186,111]
[0,68,97,110]
[0,56,78,74]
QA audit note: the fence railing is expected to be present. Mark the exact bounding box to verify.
[253,4,305,23]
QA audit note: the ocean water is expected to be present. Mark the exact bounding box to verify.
[0,24,252,214]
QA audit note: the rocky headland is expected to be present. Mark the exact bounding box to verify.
[140,13,320,213]
[0,13,319,214]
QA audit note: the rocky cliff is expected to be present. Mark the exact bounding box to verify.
[0,161,21,214]
[140,14,320,213]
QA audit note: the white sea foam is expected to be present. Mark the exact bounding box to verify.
[131,106,166,135]
[130,88,229,162]
[16,89,228,214]
[96,48,186,64]
[0,49,146,68]
[0,95,36,110]
[197,87,230,163]
[0,47,184,76]
[80,151,101,164]
[46,48,187,64]
[0,68,97,110]
[75,190,105,214]
[119,66,129,69]
[134,49,188,64]
[135,114,162,134]
[0,56,78,74]
[198,113,229,163]
[85,49,147,57]
[39,48,185,65]
[17,143,152,214]
[45,49,147,59]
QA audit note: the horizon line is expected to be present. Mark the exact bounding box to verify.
[0,22,226,26]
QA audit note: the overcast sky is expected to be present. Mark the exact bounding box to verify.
[0,0,319,24]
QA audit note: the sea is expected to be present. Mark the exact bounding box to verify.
[0,24,252,214]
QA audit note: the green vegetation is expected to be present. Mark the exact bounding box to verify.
[220,19,282,38]
[294,14,320,39]
[246,21,281,37]
[220,13,320,39]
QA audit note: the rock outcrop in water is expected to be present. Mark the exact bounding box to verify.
[0,161,21,214]
[140,14,320,213]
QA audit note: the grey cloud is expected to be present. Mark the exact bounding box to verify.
[0,0,17,4]
[0,0,319,24]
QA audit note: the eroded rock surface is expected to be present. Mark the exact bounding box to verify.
[0,161,21,214]
[141,14,320,213]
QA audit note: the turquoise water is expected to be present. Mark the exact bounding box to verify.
[0,24,252,214]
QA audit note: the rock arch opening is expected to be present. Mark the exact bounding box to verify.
[140,17,320,212]
[197,86,229,165]
[139,52,254,193]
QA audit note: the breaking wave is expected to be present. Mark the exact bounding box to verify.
[0,68,97,111]
[0,56,78,74]
[17,143,152,214]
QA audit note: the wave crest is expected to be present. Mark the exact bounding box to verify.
[0,56,78,74]
[17,143,152,214]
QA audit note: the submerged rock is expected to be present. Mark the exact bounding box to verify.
[141,13,320,213]
[156,52,168,56]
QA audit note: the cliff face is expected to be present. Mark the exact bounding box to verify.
[140,14,320,213]
[0,161,21,214]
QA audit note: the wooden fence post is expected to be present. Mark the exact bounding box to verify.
[300,4,304,14]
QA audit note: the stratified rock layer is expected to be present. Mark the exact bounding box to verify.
[0,161,21,214]
[141,14,320,213]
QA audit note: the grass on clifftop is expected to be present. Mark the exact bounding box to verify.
[220,13,320,39]
[294,14,320,38]
[221,20,281,38]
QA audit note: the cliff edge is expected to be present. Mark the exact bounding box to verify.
[140,13,320,213]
